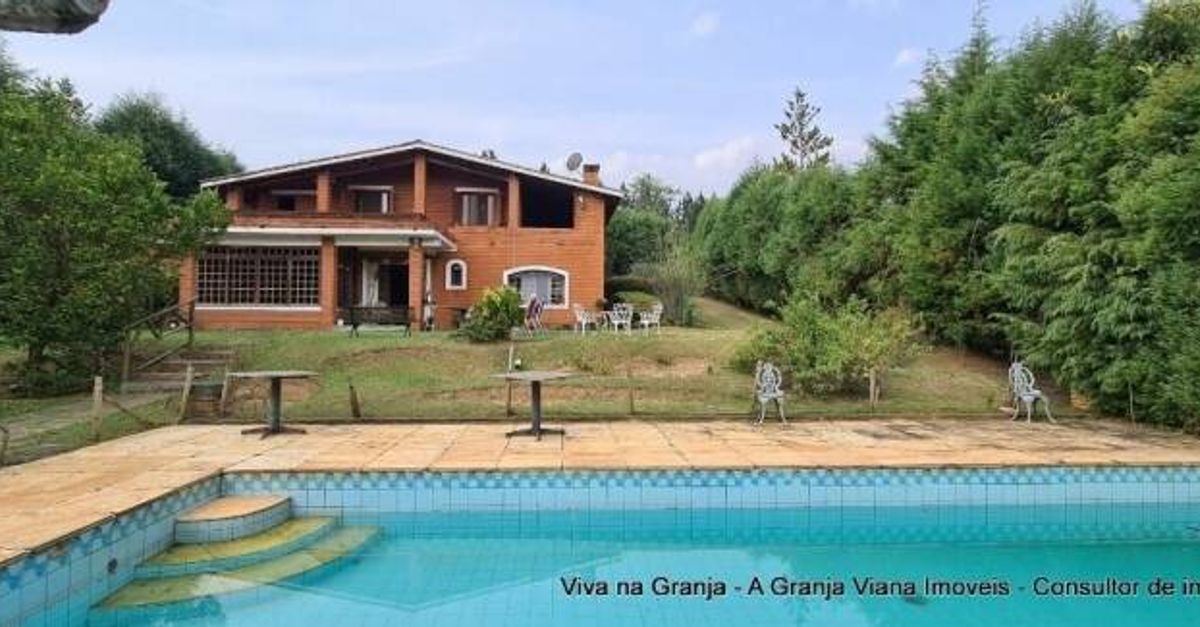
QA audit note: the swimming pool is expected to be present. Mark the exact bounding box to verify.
[11,466,1200,626]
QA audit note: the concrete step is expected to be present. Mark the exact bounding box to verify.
[97,526,379,610]
[137,517,335,579]
[175,495,292,544]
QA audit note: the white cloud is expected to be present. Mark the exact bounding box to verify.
[689,11,720,38]
[693,135,758,171]
[892,47,921,68]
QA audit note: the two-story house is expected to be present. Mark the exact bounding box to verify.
[181,140,622,330]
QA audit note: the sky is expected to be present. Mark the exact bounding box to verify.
[4,0,1143,195]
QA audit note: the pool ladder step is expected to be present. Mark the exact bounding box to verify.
[136,516,336,579]
[97,526,380,609]
[174,495,293,544]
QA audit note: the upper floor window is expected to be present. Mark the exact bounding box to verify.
[350,185,392,214]
[269,190,314,211]
[457,188,499,226]
[504,266,568,308]
[445,259,467,290]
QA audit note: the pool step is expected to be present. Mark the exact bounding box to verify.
[175,495,292,544]
[137,517,335,579]
[99,526,379,609]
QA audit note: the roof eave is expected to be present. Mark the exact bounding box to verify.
[200,141,623,199]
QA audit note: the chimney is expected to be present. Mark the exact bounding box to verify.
[582,163,600,186]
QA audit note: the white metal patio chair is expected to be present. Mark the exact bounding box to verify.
[607,304,634,334]
[638,303,663,334]
[1008,361,1054,423]
[572,304,597,335]
[753,360,787,425]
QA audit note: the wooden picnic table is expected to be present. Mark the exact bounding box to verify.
[492,370,573,440]
[226,370,317,438]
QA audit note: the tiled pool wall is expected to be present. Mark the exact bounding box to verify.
[7,465,1200,626]
[222,466,1200,516]
[173,499,291,545]
[0,478,220,627]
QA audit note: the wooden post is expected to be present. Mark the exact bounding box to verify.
[868,368,879,411]
[627,364,635,416]
[505,344,516,417]
[0,425,9,466]
[349,380,362,419]
[121,333,132,389]
[178,364,194,423]
[91,376,104,441]
[218,373,231,419]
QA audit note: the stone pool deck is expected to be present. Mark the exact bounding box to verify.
[3,417,1200,564]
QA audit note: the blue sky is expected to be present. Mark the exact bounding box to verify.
[5,0,1142,194]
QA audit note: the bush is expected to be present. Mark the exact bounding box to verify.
[456,287,524,342]
[605,275,654,299]
[611,291,660,310]
[733,296,921,398]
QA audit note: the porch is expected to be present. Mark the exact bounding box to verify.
[183,227,455,331]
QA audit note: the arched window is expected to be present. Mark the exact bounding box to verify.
[445,259,468,290]
[503,266,569,308]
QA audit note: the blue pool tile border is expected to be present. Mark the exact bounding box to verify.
[220,465,1200,516]
[0,477,221,627]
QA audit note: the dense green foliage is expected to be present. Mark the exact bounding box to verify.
[0,50,229,393]
[696,1,1200,426]
[95,93,241,199]
[606,174,708,322]
[458,287,524,342]
[734,298,920,398]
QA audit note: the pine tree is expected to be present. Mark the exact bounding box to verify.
[774,88,834,169]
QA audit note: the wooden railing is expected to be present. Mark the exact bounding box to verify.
[120,299,196,385]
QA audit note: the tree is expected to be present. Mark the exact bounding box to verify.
[620,173,677,219]
[774,88,833,169]
[0,56,228,392]
[95,93,241,199]
[606,206,669,276]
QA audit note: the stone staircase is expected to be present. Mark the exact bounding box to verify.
[121,349,236,393]
[91,495,378,621]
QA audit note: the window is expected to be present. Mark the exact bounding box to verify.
[197,247,320,306]
[445,259,467,290]
[274,195,296,211]
[520,178,574,228]
[458,189,498,226]
[351,186,391,214]
[504,267,568,307]
[269,190,314,211]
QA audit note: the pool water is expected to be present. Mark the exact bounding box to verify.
[97,505,1200,626]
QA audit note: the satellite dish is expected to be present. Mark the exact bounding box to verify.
[566,152,583,172]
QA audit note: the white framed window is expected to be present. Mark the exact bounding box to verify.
[503,265,569,308]
[457,188,499,226]
[445,259,468,290]
[349,185,392,214]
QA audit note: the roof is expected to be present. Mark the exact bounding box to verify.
[201,139,623,199]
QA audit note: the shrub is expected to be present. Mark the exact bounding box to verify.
[734,296,922,399]
[605,275,654,299]
[611,291,660,310]
[457,287,523,342]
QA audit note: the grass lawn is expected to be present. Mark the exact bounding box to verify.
[188,298,1034,422]
[0,298,1060,465]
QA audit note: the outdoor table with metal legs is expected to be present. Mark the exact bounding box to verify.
[493,370,573,440]
[225,371,316,438]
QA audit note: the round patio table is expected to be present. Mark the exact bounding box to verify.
[226,370,317,438]
[492,370,573,440]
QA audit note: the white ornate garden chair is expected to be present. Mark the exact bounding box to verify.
[572,304,596,335]
[1008,361,1054,423]
[638,303,663,334]
[607,304,634,334]
[753,361,787,425]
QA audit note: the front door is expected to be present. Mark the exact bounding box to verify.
[379,263,409,308]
